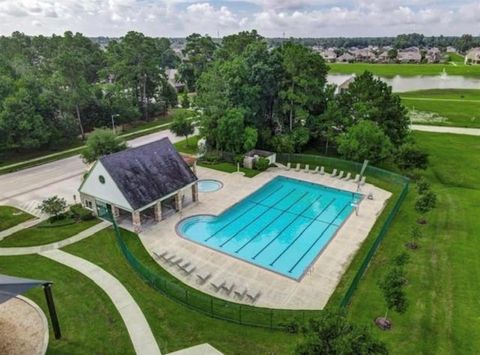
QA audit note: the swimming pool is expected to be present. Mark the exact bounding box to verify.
[198,179,223,193]
[177,176,362,280]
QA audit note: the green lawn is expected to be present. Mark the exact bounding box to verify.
[447,52,464,64]
[0,218,99,247]
[328,63,480,78]
[0,206,34,231]
[198,161,261,178]
[400,89,480,128]
[335,132,480,354]
[173,135,201,155]
[64,228,298,354]
[0,254,135,354]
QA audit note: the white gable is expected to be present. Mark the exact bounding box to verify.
[79,161,133,211]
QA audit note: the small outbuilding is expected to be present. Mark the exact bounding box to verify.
[79,138,198,231]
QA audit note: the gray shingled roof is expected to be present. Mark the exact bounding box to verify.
[100,138,198,210]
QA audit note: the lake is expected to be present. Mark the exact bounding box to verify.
[328,74,480,93]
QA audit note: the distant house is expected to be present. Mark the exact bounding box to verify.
[378,51,390,63]
[426,48,441,63]
[335,75,356,95]
[79,138,198,231]
[337,52,355,62]
[166,69,185,91]
[465,48,480,64]
[352,48,377,62]
[320,49,337,62]
[397,47,422,63]
[446,46,457,53]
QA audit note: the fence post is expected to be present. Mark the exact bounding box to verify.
[185,289,188,304]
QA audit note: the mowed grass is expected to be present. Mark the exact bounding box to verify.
[173,135,201,155]
[340,132,480,354]
[401,89,480,128]
[64,228,298,354]
[0,254,134,354]
[0,218,99,247]
[328,63,480,77]
[0,206,34,231]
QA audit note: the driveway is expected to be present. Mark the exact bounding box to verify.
[0,129,192,213]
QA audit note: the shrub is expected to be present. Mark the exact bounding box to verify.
[70,204,95,221]
[255,157,270,171]
[396,143,429,170]
[415,190,437,214]
[416,177,431,194]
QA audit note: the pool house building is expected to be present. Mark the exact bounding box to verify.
[79,138,198,231]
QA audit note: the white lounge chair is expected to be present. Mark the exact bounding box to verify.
[312,166,319,174]
[304,164,309,173]
[246,291,262,303]
[196,271,212,284]
[337,171,344,179]
[320,166,325,175]
[285,162,291,171]
[330,169,338,177]
[153,251,168,261]
[295,163,301,172]
[179,261,191,270]
[221,281,235,294]
[184,264,196,275]
[165,254,177,263]
[343,172,352,181]
[170,256,183,265]
[210,279,226,292]
[234,286,248,299]
[353,174,360,183]
[360,176,366,185]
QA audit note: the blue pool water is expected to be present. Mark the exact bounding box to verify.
[198,179,223,193]
[177,176,362,280]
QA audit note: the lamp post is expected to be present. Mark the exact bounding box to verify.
[111,114,120,134]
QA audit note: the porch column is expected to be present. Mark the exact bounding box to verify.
[192,183,198,202]
[111,206,120,221]
[132,211,141,232]
[154,202,162,222]
[175,192,183,212]
[192,161,197,175]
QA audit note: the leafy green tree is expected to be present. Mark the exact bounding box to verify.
[181,92,190,108]
[81,128,127,163]
[296,310,388,355]
[170,112,194,146]
[387,48,398,60]
[415,190,437,215]
[105,32,174,121]
[337,121,393,163]
[217,109,246,153]
[179,33,217,91]
[270,134,295,153]
[378,260,408,329]
[415,177,431,194]
[243,126,258,152]
[337,71,410,145]
[39,196,68,222]
[277,42,328,131]
[396,143,429,170]
[255,157,270,171]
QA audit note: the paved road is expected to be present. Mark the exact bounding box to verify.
[0,129,190,209]
[412,124,480,136]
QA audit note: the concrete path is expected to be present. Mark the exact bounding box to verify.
[411,124,480,136]
[167,344,222,355]
[0,218,45,241]
[0,221,110,256]
[40,249,161,355]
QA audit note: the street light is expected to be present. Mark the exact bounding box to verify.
[111,114,120,134]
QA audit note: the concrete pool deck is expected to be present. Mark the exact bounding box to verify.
[140,166,391,310]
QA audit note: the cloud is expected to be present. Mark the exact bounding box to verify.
[0,0,478,37]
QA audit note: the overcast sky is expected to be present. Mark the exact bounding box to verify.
[0,0,479,38]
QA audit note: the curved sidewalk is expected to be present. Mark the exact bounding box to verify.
[0,221,110,256]
[40,249,161,355]
[411,124,480,136]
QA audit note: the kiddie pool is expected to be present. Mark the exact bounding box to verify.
[197,179,223,193]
